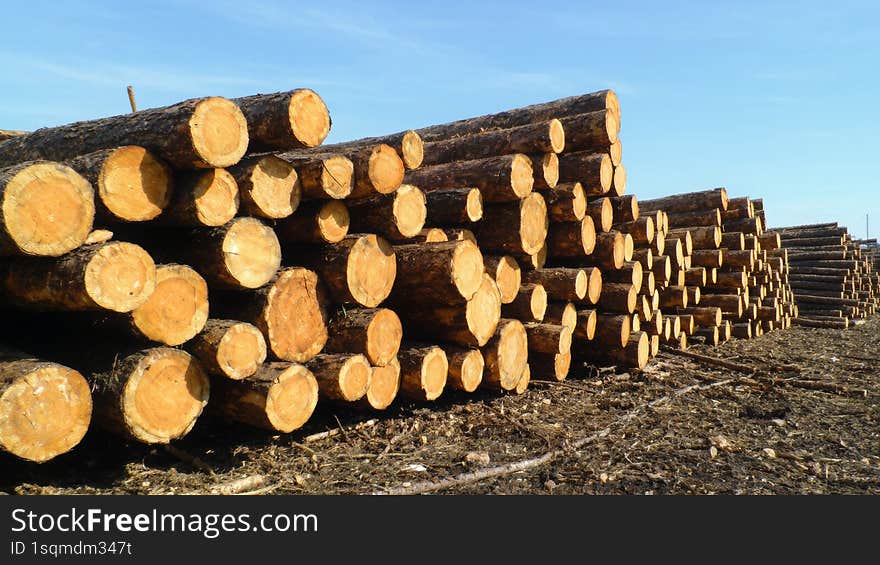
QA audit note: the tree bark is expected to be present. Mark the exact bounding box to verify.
[346,184,427,240]
[233,89,331,151]
[543,182,586,223]
[322,130,424,170]
[404,153,534,202]
[275,200,349,244]
[420,119,564,166]
[389,239,484,304]
[558,110,618,153]
[557,151,612,196]
[398,345,448,401]
[424,187,483,225]
[477,192,548,255]
[546,218,595,258]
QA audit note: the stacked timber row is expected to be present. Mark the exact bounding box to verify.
[767,223,879,328]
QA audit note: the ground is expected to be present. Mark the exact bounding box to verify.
[3,317,878,495]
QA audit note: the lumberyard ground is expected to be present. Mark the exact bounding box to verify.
[4,319,878,495]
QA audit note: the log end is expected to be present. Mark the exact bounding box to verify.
[84,241,157,313]
[466,188,484,222]
[347,234,396,307]
[192,168,240,227]
[466,274,503,346]
[320,156,355,199]
[365,357,400,410]
[288,89,331,148]
[0,362,92,463]
[400,130,424,170]
[520,192,549,256]
[612,163,627,196]
[266,268,329,362]
[121,348,209,444]
[492,255,522,304]
[222,217,281,289]
[337,354,372,402]
[316,200,350,243]
[131,264,209,346]
[100,146,172,221]
[512,153,536,197]
[549,119,566,153]
[368,144,405,194]
[575,269,589,300]
[215,322,268,380]
[571,182,587,221]
[514,363,531,393]
[448,348,485,393]
[487,319,528,391]
[600,154,613,192]
[581,216,597,255]
[366,308,403,366]
[538,152,559,190]
[450,240,486,302]
[393,184,427,238]
[588,268,603,304]
[530,283,548,321]
[190,97,249,168]
[265,363,319,433]
[3,162,95,256]
[244,156,301,219]
[610,138,622,166]
[577,309,597,341]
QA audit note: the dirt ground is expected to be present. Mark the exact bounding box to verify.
[3,317,878,495]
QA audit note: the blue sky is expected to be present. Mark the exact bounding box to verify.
[1,1,878,237]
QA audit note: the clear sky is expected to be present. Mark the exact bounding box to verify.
[1,1,878,238]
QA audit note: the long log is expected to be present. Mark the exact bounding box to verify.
[557,152,612,196]
[67,146,171,223]
[481,319,529,392]
[559,110,619,152]
[524,323,572,355]
[543,302,577,331]
[666,208,721,229]
[529,351,571,382]
[0,348,92,463]
[614,216,654,244]
[669,226,719,249]
[477,192,548,255]
[323,308,402,367]
[424,187,483,225]
[595,282,636,314]
[403,153,533,202]
[0,96,249,169]
[233,89,331,150]
[229,155,300,220]
[0,161,95,256]
[211,362,318,432]
[639,187,728,214]
[532,152,559,190]
[186,319,267,380]
[579,331,649,370]
[390,239,484,304]
[420,119,564,166]
[677,306,722,326]
[275,200,349,245]
[321,130,423,170]
[792,317,849,329]
[523,268,588,302]
[611,163,627,197]
[587,197,613,232]
[546,217,596,258]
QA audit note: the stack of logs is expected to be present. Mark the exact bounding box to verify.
[767,223,879,328]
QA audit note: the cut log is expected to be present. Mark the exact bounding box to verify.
[792,317,849,329]
[699,293,743,316]
[543,302,577,331]
[229,155,300,219]
[67,146,171,223]
[711,271,748,290]
[404,153,533,202]
[481,319,529,391]
[0,349,92,463]
[666,208,721,229]
[610,139,623,166]
[306,353,371,402]
[557,152,612,196]
[276,200,349,245]
[659,285,688,309]
[589,231,625,270]
[215,267,329,362]
[127,263,208,346]
[485,255,521,304]
[677,306,722,326]
[523,268,587,302]
[90,347,209,443]
[275,153,354,200]
[530,351,571,382]
[347,184,427,240]
[685,267,707,286]
[639,187,728,214]
[409,228,449,243]
[602,260,643,287]
[579,331,649,369]
[186,319,267,380]
[420,119,564,167]
[502,283,547,322]
[559,110,619,152]
[444,347,485,393]
[725,217,763,235]
[211,361,318,432]
[399,273,501,347]
[0,97,249,169]
[691,249,723,269]
[693,326,719,346]
[641,271,657,295]
[608,195,638,224]
[361,358,400,410]
[611,163,627,197]
[477,192,548,255]
[596,283,636,314]
[669,226,719,249]
[424,187,483,225]
[532,152,559,190]
[686,286,701,306]
[161,168,239,227]
[324,130,423,170]
[293,234,396,307]
[587,197,614,232]
[0,241,156,312]
[544,182,586,223]
[0,161,95,256]
[391,239,484,304]
[398,345,448,401]
[324,307,402,367]
[414,89,619,142]
[342,144,405,198]
[546,217,596,258]
[233,89,330,150]
[573,308,598,341]
[524,323,572,355]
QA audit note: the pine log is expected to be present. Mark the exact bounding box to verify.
[346,184,427,240]
[67,146,171,223]
[641,271,657,295]
[424,187,483,225]
[792,317,849,329]
[414,90,619,142]
[214,267,329,362]
[699,293,743,316]
[659,285,688,309]
[573,308,598,341]
[340,144,405,198]
[398,345,448,401]
[0,241,156,312]
[677,306,722,326]
[276,200,349,245]
[546,217,596,258]
[390,239,484,304]
[361,358,400,410]
[589,231,625,270]
[0,97,248,169]
[786,250,846,262]
[693,326,719,346]
[669,226,719,249]
[306,353,372,402]
[596,282,636,314]
[666,208,721,229]
[639,188,728,214]
[323,130,423,170]
[484,255,521,304]
[725,217,763,235]
[690,249,724,269]
[607,194,638,224]
[653,230,667,256]
[544,181,586,223]
[481,319,529,391]
[444,347,485,393]
[623,233,634,262]
[0,161,95,256]
[779,235,845,248]
[559,110,619,152]
[602,260,644,287]
[665,231,693,257]
[712,271,748,290]
[557,152,613,196]
[530,351,571,382]
[686,286,701,306]
[233,89,331,150]
[611,163,627,197]
[160,168,239,227]
[211,361,318,432]
[404,153,533,202]
[614,216,654,244]
[477,192,548,255]
[579,331,649,370]
[0,349,92,462]
[88,347,209,443]
[229,155,300,219]
[292,234,396,307]
[544,302,578,332]
[502,283,547,321]
[324,307,402,367]
[532,152,559,190]
[407,228,449,243]
[275,153,354,200]
[651,255,673,285]
[186,319,267,380]
[523,268,588,302]
[722,249,755,269]
[587,196,614,232]
[524,323,572,355]
[685,267,707,286]
[420,119,564,167]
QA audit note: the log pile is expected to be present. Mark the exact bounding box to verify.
[767,223,879,328]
